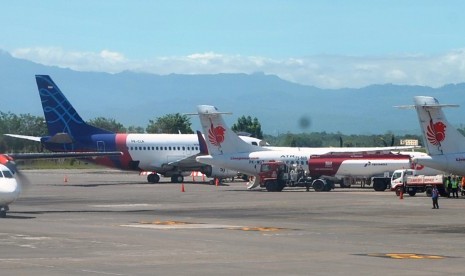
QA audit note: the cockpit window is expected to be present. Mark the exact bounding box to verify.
[1,170,13,178]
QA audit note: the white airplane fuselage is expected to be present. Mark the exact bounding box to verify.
[123,133,261,173]
[0,164,20,208]
[197,151,309,176]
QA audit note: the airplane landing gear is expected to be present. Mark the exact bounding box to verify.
[0,205,9,218]
[147,173,160,183]
[171,175,184,183]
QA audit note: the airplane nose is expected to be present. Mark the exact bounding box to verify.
[0,179,20,204]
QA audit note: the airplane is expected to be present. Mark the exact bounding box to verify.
[399,96,465,175]
[0,151,122,218]
[193,105,420,191]
[6,75,262,184]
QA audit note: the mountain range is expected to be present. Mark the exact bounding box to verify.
[1,50,464,135]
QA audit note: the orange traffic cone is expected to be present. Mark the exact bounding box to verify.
[215,178,219,186]
[400,190,403,200]
[181,183,185,192]
[64,175,68,183]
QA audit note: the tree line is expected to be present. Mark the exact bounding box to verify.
[3,110,457,153]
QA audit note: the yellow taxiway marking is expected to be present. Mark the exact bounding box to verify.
[228,227,283,232]
[365,253,447,259]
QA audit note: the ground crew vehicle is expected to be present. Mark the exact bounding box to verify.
[258,160,333,192]
[390,169,447,197]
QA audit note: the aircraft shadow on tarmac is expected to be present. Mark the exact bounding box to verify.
[47,181,227,187]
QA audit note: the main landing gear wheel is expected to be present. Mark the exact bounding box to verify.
[0,206,9,218]
[171,175,184,183]
[147,173,160,183]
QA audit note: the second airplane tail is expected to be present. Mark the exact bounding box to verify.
[196,105,267,156]
[413,96,465,155]
[36,75,113,137]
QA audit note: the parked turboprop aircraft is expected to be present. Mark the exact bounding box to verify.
[194,105,420,191]
[0,151,121,217]
[400,96,465,175]
[6,75,261,183]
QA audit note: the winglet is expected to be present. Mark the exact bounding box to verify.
[197,130,209,155]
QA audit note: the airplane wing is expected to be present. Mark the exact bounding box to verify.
[166,153,205,171]
[7,151,123,160]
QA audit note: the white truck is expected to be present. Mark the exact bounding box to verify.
[390,169,447,197]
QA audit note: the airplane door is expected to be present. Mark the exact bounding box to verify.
[97,141,105,152]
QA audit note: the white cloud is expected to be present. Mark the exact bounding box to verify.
[11,47,465,89]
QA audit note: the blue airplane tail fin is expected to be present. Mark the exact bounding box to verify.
[35,75,113,137]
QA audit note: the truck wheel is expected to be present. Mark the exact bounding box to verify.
[323,180,333,191]
[276,181,286,192]
[339,180,350,188]
[373,179,387,191]
[312,179,326,192]
[408,190,417,196]
[425,187,433,197]
[395,186,403,196]
[265,180,278,192]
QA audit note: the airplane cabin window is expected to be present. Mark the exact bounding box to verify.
[164,147,167,150]
[2,170,13,178]
[182,147,185,150]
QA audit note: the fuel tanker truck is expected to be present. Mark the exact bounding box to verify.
[258,152,413,192]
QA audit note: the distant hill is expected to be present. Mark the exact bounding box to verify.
[1,50,464,135]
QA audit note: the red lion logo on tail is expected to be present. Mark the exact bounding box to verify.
[208,123,226,147]
[426,120,446,145]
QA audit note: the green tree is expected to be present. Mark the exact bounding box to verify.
[87,117,126,133]
[127,125,145,133]
[231,115,263,139]
[0,112,47,152]
[146,113,193,134]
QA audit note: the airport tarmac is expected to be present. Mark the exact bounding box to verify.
[1,169,465,275]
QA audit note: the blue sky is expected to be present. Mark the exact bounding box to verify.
[2,0,465,88]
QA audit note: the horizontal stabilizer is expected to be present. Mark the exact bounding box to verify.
[4,134,42,142]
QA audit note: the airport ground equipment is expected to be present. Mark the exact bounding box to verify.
[258,161,316,192]
[390,169,447,197]
[308,152,411,191]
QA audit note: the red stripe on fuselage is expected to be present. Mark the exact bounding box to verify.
[115,133,133,169]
